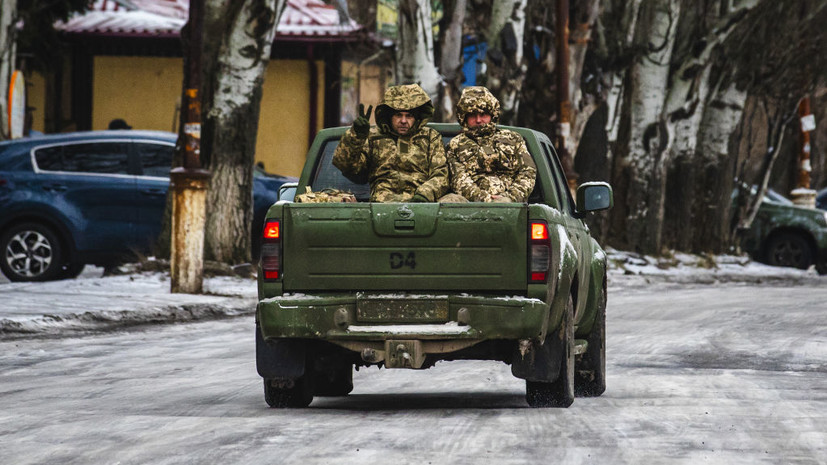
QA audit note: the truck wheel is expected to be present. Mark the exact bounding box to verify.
[766,232,813,270]
[314,364,354,397]
[0,223,64,282]
[264,375,314,408]
[526,294,575,408]
[575,284,606,397]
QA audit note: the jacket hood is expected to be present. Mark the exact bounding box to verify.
[456,86,500,137]
[374,84,434,136]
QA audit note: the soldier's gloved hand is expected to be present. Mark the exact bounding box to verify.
[353,104,373,137]
[411,194,429,203]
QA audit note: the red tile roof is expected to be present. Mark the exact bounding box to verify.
[56,0,361,38]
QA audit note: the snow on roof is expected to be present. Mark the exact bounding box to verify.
[56,0,361,39]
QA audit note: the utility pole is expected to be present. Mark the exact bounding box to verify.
[556,0,578,193]
[791,97,816,208]
[170,0,209,294]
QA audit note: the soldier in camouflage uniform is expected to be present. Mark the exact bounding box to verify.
[447,86,537,202]
[333,84,449,202]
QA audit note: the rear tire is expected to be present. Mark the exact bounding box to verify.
[0,223,64,282]
[575,283,606,397]
[526,294,575,408]
[264,375,314,408]
[766,232,813,270]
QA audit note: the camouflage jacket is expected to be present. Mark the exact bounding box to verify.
[447,86,537,202]
[333,84,449,202]
[447,130,537,202]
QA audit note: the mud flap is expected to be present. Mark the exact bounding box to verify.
[256,326,307,379]
[510,335,564,382]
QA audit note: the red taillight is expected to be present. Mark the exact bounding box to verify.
[531,223,548,240]
[261,220,281,281]
[263,222,279,239]
[529,221,551,283]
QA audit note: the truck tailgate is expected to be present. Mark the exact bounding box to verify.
[282,203,528,292]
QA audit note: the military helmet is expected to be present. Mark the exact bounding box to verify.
[456,86,501,127]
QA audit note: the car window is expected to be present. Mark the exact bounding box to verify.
[310,140,371,201]
[35,142,131,175]
[33,146,64,171]
[542,142,572,211]
[135,143,174,177]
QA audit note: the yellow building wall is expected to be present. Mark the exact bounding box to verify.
[27,72,46,133]
[256,60,325,177]
[88,56,323,177]
[93,56,182,132]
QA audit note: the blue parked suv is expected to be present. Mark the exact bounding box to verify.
[0,130,295,282]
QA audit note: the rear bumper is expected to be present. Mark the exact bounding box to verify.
[257,293,549,342]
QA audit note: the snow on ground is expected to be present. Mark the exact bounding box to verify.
[0,265,257,337]
[0,250,823,338]
[605,248,824,287]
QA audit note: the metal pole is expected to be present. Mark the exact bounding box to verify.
[556,0,578,193]
[171,0,210,294]
[791,97,816,208]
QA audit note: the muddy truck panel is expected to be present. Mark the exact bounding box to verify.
[280,203,528,292]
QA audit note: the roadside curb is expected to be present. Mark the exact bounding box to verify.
[0,298,256,339]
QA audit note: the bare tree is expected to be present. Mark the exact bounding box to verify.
[396,0,442,98]
[725,1,827,246]
[437,0,467,121]
[606,0,681,254]
[200,0,286,264]
[484,0,527,123]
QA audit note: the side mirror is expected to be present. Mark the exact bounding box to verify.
[576,182,613,212]
[278,182,298,202]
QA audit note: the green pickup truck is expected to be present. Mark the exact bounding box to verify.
[255,123,612,408]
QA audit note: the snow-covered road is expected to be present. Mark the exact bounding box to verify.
[0,281,825,464]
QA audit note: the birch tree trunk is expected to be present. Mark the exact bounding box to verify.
[567,0,601,158]
[0,0,16,140]
[437,0,466,122]
[611,0,680,254]
[201,0,284,264]
[480,0,526,123]
[661,0,758,252]
[396,0,442,99]
[486,0,515,46]
[694,81,747,252]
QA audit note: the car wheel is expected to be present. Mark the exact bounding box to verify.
[0,223,64,282]
[526,294,575,408]
[575,282,606,397]
[766,232,813,270]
